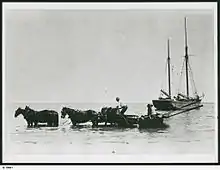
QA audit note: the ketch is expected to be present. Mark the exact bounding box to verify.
[152,17,204,111]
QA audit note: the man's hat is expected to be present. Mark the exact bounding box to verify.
[116,97,120,102]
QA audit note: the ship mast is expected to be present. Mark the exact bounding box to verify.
[184,17,189,98]
[167,38,171,98]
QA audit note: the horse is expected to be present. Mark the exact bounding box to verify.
[15,107,36,127]
[14,106,59,127]
[100,107,118,126]
[99,105,129,126]
[61,107,99,126]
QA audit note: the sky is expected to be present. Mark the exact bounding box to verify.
[4,7,216,104]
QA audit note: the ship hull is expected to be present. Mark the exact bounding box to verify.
[152,99,176,111]
[152,99,202,111]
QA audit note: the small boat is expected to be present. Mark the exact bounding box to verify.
[138,101,203,129]
[152,17,204,111]
[138,114,166,128]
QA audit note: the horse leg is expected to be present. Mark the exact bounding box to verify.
[27,121,31,128]
[34,121,38,127]
[51,119,55,127]
[72,121,76,126]
[92,120,98,127]
[52,121,55,127]
[91,120,95,127]
[53,117,58,127]
[92,121,95,128]
[52,116,57,127]
[55,116,59,127]
[92,116,98,127]
[50,117,54,127]
[95,117,98,126]
[48,120,52,127]
[104,115,108,126]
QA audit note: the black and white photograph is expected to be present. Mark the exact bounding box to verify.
[2,2,218,164]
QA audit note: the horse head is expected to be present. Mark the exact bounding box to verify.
[86,109,98,119]
[100,107,109,115]
[61,107,75,118]
[14,107,25,118]
[61,107,67,118]
[24,105,33,113]
[86,109,97,115]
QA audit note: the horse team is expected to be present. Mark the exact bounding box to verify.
[14,105,139,128]
[15,106,59,127]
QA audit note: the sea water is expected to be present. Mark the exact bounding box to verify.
[3,102,217,162]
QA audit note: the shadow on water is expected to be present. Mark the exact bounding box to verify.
[38,127,59,131]
[25,126,59,130]
[68,124,137,133]
[138,123,170,133]
[68,123,170,134]
[93,126,133,132]
[17,121,170,134]
[18,125,60,133]
[70,124,92,130]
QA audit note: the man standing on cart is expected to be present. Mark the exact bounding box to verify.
[116,97,127,115]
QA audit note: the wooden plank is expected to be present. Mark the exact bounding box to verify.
[163,104,203,118]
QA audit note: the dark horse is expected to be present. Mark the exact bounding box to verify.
[14,106,59,127]
[61,107,98,126]
[99,105,129,127]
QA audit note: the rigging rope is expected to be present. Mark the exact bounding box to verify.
[171,63,174,95]
[176,59,185,95]
[188,61,198,96]
[160,59,168,97]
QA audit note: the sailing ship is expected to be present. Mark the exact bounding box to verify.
[152,17,204,111]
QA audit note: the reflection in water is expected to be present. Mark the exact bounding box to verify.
[184,111,192,128]
[138,126,169,133]
[6,103,215,157]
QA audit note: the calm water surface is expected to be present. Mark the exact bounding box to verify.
[4,103,216,159]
